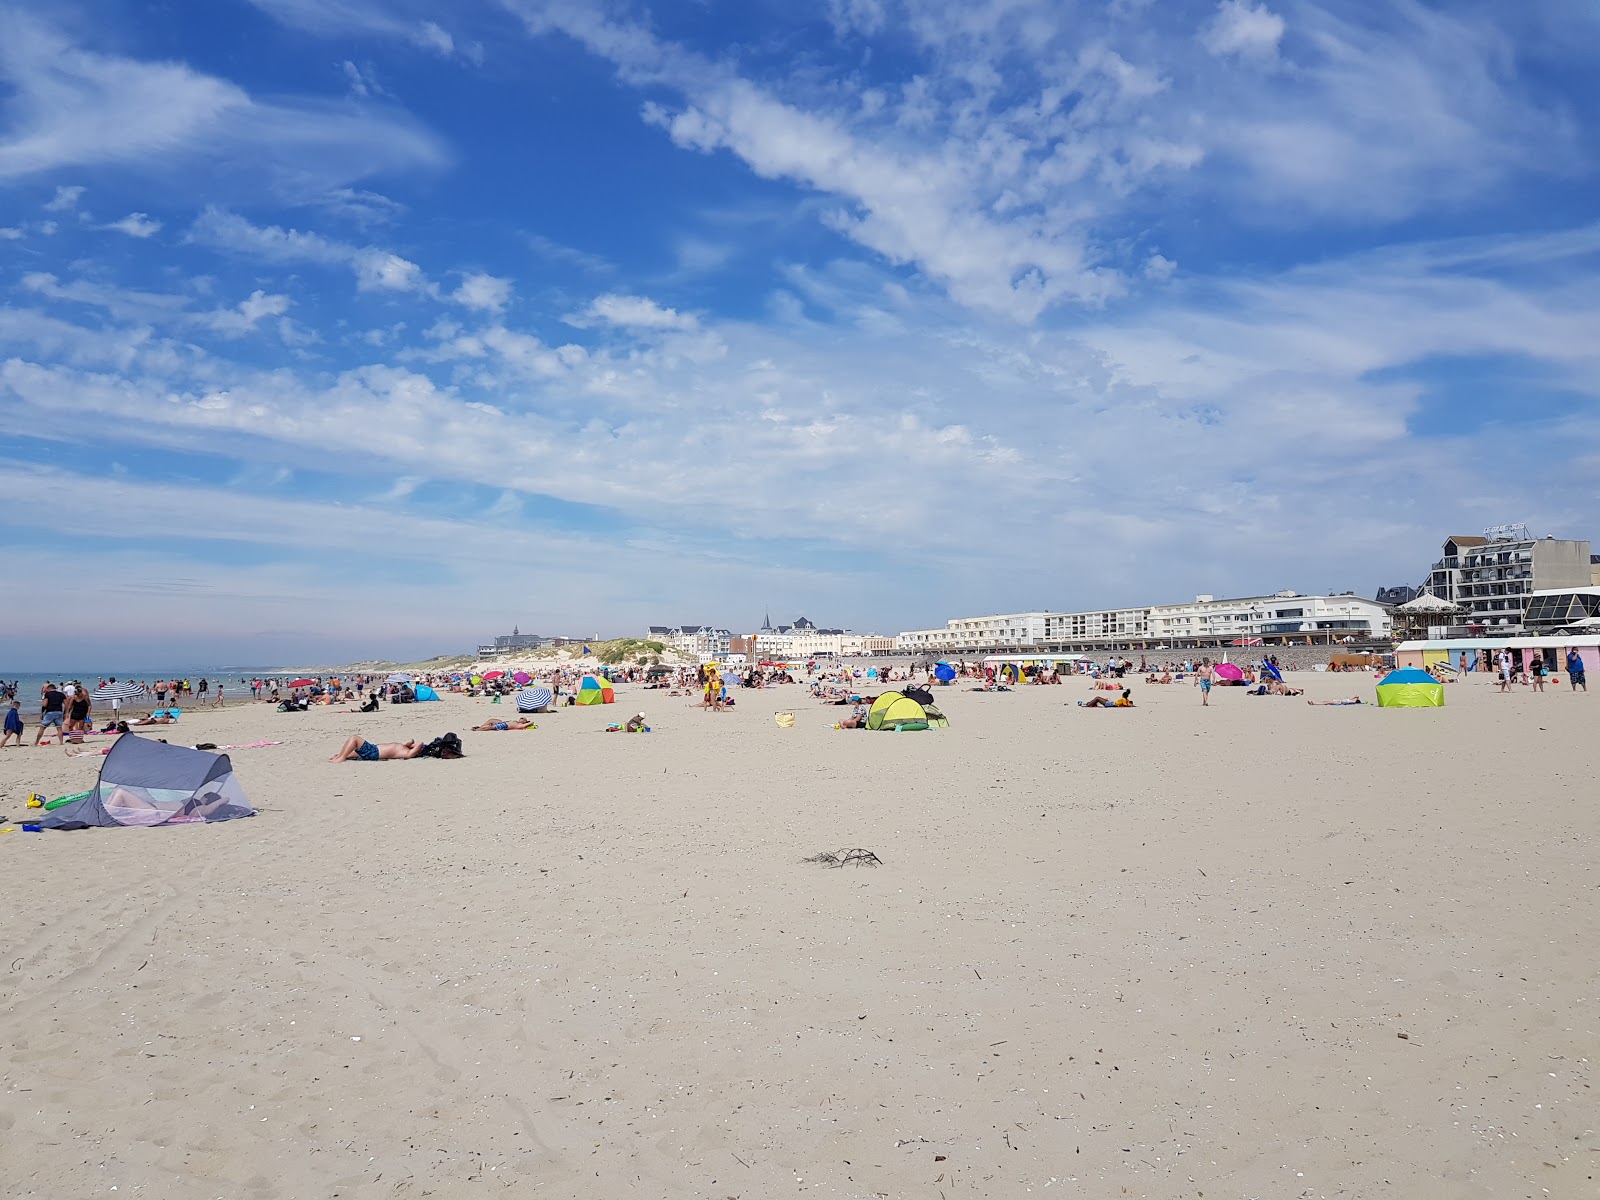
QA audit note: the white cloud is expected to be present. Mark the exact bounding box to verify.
[0,13,446,193]
[507,0,1574,316]
[187,207,430,294]
[340,60,384,99]
[1143,253,1176,281]
[201,290,293,335]
[1200,1,1285,61]
[105,212,163,238]
[450,272,513,313]
[43,184,84,211]
[246,1,471,59]
[569,293,698,331]
[0,226,22,240]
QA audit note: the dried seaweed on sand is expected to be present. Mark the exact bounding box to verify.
[803,847,883,868]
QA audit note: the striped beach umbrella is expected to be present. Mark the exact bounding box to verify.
[92,680,146,703]
[517,687,554,713]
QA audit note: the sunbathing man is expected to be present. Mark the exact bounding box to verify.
[328,735,427,761]
[1307,697,1365,706]
[472,717,535,731]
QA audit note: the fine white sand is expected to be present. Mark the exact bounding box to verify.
[2,674,1594,1198]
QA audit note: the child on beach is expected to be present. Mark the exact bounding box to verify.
[1,700,23,747]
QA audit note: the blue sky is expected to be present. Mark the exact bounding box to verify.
[2,0,1598,668]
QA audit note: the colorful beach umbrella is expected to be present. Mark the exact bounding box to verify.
[934,662,956,682]
[483,670,506,680]
[92,680,146,703]
[287,678,316,688]
[517,687,554,713]
[513,671,532,685]
[1213,663,1245,682]
[576,675,614,705]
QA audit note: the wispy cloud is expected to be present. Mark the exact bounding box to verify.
[187,207,430,294]
[0,12,447,193]
[245,0,480,61]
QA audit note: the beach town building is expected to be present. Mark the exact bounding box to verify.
[1418,526,1594,630]
[897,592,1392,654]
[1522,586,1600,635]
[647,625,732,657]
[745,614,867,658]
[475,626,594,657]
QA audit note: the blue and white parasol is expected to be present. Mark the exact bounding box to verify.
[92,680,147,703]
[517,687,554,713]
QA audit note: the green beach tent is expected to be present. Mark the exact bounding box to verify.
[1375,667,1445,708]
[867,691,934,730]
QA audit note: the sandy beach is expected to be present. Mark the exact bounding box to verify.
[2,673,1594,1199]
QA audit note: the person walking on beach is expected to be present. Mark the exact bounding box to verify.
[36,682,66,745]
[1530,654,1547,692]
[1199,661,1214,706]
[1567,649,1587,692]
[1497,650,1512,693]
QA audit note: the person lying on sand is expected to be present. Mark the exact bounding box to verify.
[328,735,427,762]
[1078,689,1135,708]
[472,718,535,731]
[1307,697,1365,706]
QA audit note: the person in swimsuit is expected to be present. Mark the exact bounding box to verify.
[471,718,534,731]
[328,735,427,762]
[67,686,91,733]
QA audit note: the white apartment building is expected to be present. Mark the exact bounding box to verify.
[898,612,1055,654]
[1146,592,1390,645]
[899,593,1391,653]
[753,615,863,658]
[646,625,731,657]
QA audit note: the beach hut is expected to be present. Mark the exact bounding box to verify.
[576,676,615,705]
[1375,666,1445,708]
[38,735,254,829]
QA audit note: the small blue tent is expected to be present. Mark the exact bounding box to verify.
[415,684,440,701]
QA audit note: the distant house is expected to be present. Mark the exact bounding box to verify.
[476,625,595,657]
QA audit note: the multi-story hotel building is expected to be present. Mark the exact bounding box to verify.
[898,592,1391,654]
[1419,526,1594,629]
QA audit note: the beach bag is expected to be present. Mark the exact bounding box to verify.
[420,732,464,759]
[773,711,796,728]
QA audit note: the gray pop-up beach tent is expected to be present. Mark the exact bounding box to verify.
[40,734,255,829]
